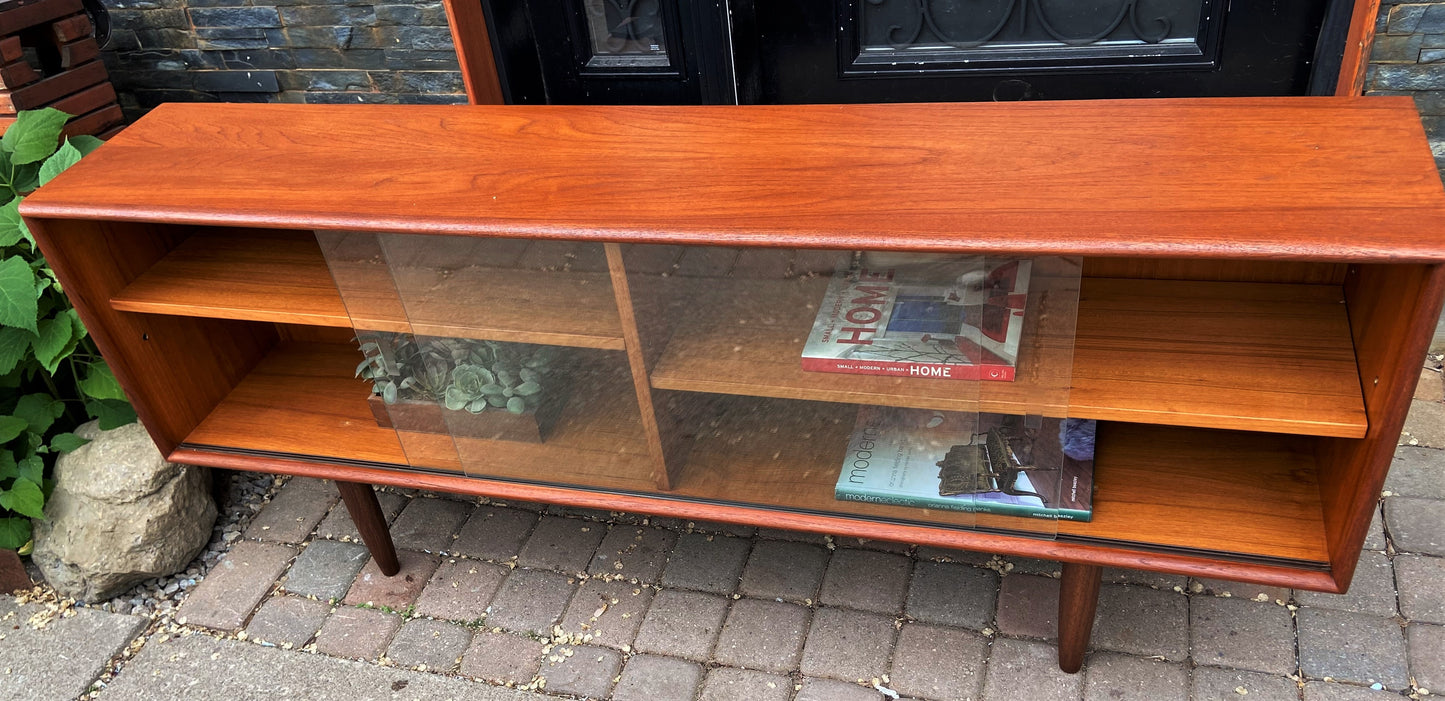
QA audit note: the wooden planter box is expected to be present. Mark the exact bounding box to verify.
[366,391,566,443]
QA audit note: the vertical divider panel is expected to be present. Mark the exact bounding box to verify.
[1317,262,1445,591]
[605,242,687,490]
[28,218,278,454]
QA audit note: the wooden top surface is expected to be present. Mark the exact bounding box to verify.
[21,98,1445,261]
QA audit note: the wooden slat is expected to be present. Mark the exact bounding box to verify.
[184,342,657,491]
[0,0,83,30]
[648,276,1365,438]
[61,104,123,139]
[113,228,626,348]
[59,38,99,69]
[669,397,1329,565]
[49,13,91,42]
[20,99,1445,262]
[7,60,106,111]
[0,38,21,64]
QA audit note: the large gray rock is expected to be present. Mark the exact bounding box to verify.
[31,420,216,602]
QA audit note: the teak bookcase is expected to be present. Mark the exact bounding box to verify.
[20,98,1445,672]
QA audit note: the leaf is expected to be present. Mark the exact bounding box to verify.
[0,517,30,550]
[515,381,541,396]
[0,256,38,334]
[443,386,467,411]
[0,199,29,248]
[68,307,86,339]
[78,362,126,401]
[32,314,74,374]
[0,326,33,375]
[49,432,88,452]
[89,398,135,430]
[0,415,27,443]
[0,478,44,519]
[16,455,40,485]
[382,382,397,404]
[14,393,62,434]
[38,140,82,186]
[67,135,104,156]
[0,453,15,480]
[1,108,71,165]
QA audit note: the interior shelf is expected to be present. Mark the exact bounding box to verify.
[112,229,354,327]
[668,396,1329,566]
[114,229,627,350]
[648,276,1366,438]
[183,342,657,492]
[181,341,1328,566]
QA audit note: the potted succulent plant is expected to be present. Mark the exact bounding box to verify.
[356,333,567,443]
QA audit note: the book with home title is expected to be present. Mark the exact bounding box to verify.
[801,255,1031,381]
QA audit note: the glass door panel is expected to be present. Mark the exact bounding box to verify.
[375,235,656,492]
[619,243,1085,537]
[314,230,463,474]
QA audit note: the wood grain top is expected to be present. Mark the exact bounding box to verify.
[21,98,1445,262]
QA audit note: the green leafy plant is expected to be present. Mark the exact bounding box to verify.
[0,109,138,552]
[355,333,553,415]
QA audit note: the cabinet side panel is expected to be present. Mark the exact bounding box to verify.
[28,218,278,453]
[1319,263,1445,590]
[1083,258,1347,284]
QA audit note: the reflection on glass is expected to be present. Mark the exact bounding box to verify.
[617,245,1084,538]
[583,0,670,67]
[320,233,1085,537]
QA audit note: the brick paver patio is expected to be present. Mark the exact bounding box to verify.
[4,365,1444,700]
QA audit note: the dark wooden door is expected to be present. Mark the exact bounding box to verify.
[483,0,1355,105]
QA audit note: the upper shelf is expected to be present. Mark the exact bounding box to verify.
[21,99,1445,262]
[649,276,1366,437]
[115,228,627,350]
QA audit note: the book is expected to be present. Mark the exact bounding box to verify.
[801,254,1031,381]
[834,406,1096,521]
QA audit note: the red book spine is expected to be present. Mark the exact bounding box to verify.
[799,357,1016,381]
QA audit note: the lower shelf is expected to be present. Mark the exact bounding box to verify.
[184,343,659,492]
[181,341,1329,567]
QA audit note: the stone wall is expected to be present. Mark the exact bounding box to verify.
[100,0,465,116]
[1368,1,1445,171]
[99,0,1445,136]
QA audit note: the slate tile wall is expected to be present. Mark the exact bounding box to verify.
[99,0,465,116]
[1368,0,1445,172]
[95,0,1445,170]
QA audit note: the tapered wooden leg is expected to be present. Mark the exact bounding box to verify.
[1058,561,1102,673]
[336,481,399,576]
